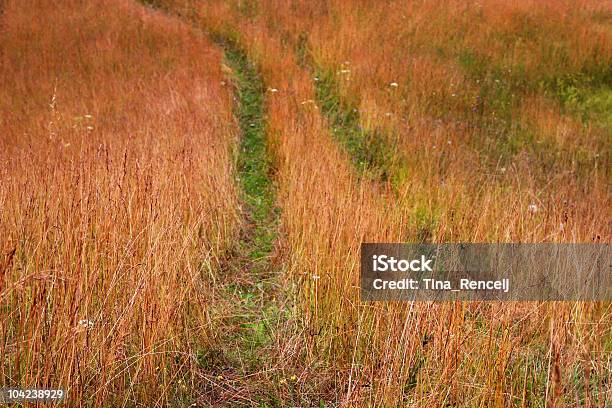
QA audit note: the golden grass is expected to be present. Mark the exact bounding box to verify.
[181,0,610,405]
[1,0,610,406]
[0,0,238,404]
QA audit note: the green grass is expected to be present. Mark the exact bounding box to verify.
[453,44,610,164]
[546,70,612,129]
[314,69,399,183]
[224,45,278,263]
[209,39,288,404]
[135,3,283,399]
[297,32,401,183]
[138,2,292,401]
[452,47,610,180]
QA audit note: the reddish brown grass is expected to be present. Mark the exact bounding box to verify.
[0,0,238,404]
[1,0,610,406]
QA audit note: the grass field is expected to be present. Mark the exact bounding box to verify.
[0,0,610,406]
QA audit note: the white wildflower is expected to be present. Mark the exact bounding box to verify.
[78,319,94,329]
[528,204,538,213]
[390,82,399,88]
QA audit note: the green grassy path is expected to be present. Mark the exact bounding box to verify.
[226,45,278,264]
[296,40,402,186]
[200,40,286,405]
[138,3,285,403]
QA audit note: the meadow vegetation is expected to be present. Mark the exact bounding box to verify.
[0,0,610,406]
[0,0,239,404]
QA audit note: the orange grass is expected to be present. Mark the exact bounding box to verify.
[175,0,610,405]
[0,0,610,406]
[0,0,238,405]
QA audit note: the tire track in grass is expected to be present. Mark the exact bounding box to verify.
[202,40,284,404]
[314,71,400,183]
[296,39,401,186]
[296,40,440,242]
[137,2,283,404]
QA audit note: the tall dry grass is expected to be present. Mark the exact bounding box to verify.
[170,0,611,405]
[0,0,609,406]
[0,0,238,405]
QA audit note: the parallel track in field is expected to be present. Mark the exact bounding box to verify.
[140,2,287,405]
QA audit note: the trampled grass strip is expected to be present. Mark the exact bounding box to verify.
[139,1,283,402]
[314,71,399,183]
[212,38,283,398]
[224,43,278,263]
[297,40,401,185]
[203,38,283,403]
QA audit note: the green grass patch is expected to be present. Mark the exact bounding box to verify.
[314,69,399,183]
[454,47,608,179]
[544,69,612,129]
[222,44,278,263]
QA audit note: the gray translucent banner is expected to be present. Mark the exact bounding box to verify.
[361,244,611,301]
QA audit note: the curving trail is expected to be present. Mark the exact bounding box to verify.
[208,40,285,404]
[139,1,405,405]
[139,2,288,404]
